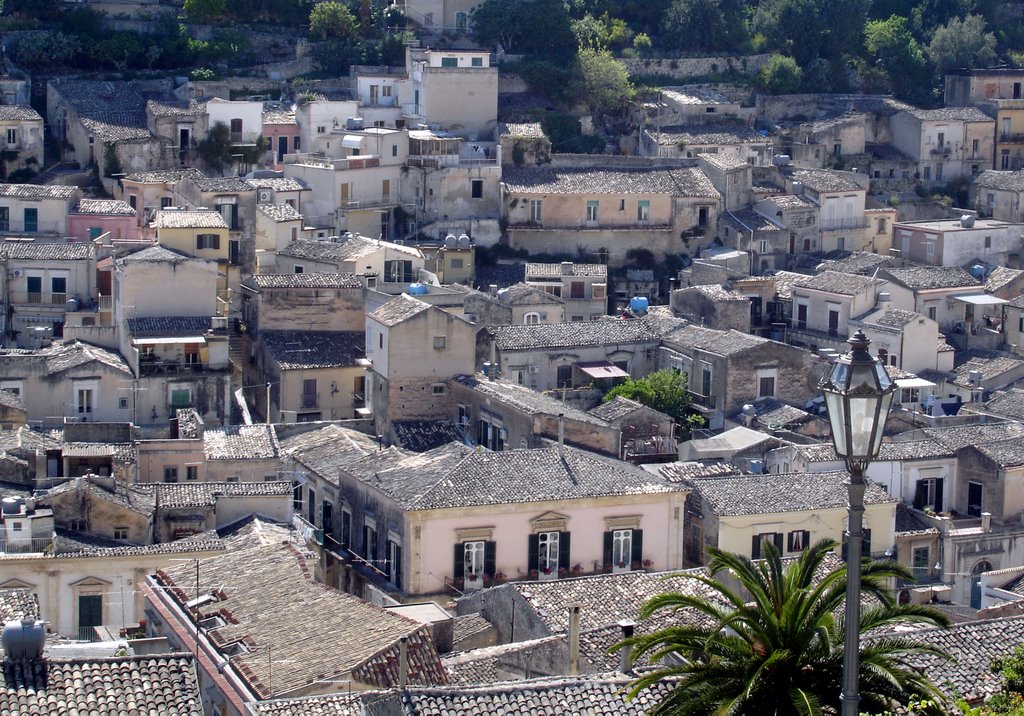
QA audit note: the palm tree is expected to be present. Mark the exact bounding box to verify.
[614,539,951,716]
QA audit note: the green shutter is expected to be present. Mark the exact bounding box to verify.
[558,531,571,572]
[454,543,464,580]
[631,529,643,565]
[751,535,761,560]
[603,531,613,567]
[484,541,496,578]
[528,534,539,573]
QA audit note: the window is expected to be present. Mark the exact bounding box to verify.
[537,531,559,573]
[387,539,402,588]
[787,530,809,552]
[433,336,446,350]
[431,384,445,395]
[455,539,495,583]
[23,208,37,233]
[302,378,317,409]
[698,206,709,226]
[363,522,378,560]
[170,387,191,409]
[556,364,572,388]
[392,144,398,157]
[5,128,15,145]
[463,540,485,576]
[113,527,128,540]
[450,258,464,269]
[186,466,198,481]
[700,361,712,397]
[10,521,21,532]
[927,305,937,320]
[972,138,980,156]
[637,200,650,222]
[985,236,992,249]
[758,375,776,398]
[471,56,483,67]
[912,546,930,581]
[529,200,542,223]
[751,532,783,559]
[592,283,606,300]
[923,166,931,180]
[307,487,317,524]
[612,529,632,569]
[384,259,413,282]
[196,234,220,250]
[570,281,584,299]
[841,528,872,560]
[455,11,468,29]
[293,483,303,511]
[524,312,541,325]
[586,200,599,223]
[968,481,983,517]
[836,237,845,251]
[118,397,129,410]
[317,126,326,134]
[441,56,458,67]
[471,180,483,198]
[163,466,179,483]
[229,118,242,136]
[76,387,94,415]
[294,265,304,274]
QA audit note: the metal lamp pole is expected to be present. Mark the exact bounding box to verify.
[819,330,896,716]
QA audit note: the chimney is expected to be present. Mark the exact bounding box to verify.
[617,619,638,673]
[567,604,581,675]
[398,636,408,689]
[489,284,498,296]
[982,512,992,532]
[558,413,565,459]
[560,261,573,276]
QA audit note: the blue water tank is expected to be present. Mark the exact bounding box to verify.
[406,283,429,295]
[629,296,649,313]
[969,264,986,280]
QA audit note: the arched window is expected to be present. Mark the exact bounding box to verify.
[524,312,540,325]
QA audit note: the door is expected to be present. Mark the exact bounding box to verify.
[23,208,37,233]
[78,594,102,640]
[370,85,379,105]
[828,310,839,336]
[278,136,288,162]
[968,482,983,517]
[797,304,807,330]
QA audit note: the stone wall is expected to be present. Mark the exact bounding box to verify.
[622,55,771,80]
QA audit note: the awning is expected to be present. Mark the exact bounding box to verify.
[895,377,936,389]
[576,361,629,379]
[342,135,364,148]
[132,336,207,346]
[954,294,1008,305]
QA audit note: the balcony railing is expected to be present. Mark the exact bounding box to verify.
[0,536,54,554]
[301,393,318,409]
[77,626,100,642]
[929,145,952,156]
[99,295,112,311]
[139,357,210,376]
[1000,133,1024,144]
[352,392,365,408]
[25,292,41,304]
[689,392,717,409]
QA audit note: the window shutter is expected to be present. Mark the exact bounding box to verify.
[453,543,464,580]
[631,529,643,565]
[773,533,783,551]
[363,526,369,557]
[528,534,539,573]
[787,531,796,552]
[394,544,403,590]
[802,531,810,550]
[935,479,944,512]
[603,531,613,567]
[558,531,571,572]
[863,528,872,557]
[914,480,928,510]
[484,541,496,577]
[751,535,761,560]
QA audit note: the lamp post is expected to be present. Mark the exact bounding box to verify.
[819,330,896,716]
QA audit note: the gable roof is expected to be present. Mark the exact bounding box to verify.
[489,320,660,351]
[974,169,1024,192]
[453,375,611,428]
[792,270,882,296]
[502,165,720,198]
[660,323,768,356]
[688,470,895,516]
[880,266,981,290]
[367,294,432,327]
[154,210,228,229]
[245,272,363,290]
[496,283,565,306]
[261,330,365,369]
[204,424,279,460]
[587,396,648,422]
[277,237,379,263]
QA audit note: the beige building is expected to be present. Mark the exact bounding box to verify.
[503,164,721,263]
[0,105,44,177]
[971,170,1024,221]
[271,235,425,293]
[3,240,95,345]
[525,262,607,321]
[118,168,204,233]
[463,283,566,327]
[365,294,477,433]
[145,98,206,168]
[890,107,994,183]
[683,470,897,567]
[0,184,80,236]
[255,202,303,252]
[240,272,366,334]
[945,68,1024,172]
[406,48,498,141]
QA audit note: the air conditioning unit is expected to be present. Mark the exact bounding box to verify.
[12,270,20,277]
[498,428,508,441]
[258,190,272,203]
[528,366,539,374]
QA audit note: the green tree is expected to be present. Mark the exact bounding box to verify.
[577,48,633,116]
[986,645,1024,713]
[750,0,868,79]
[183,0,226,22]
[603,369,692,423]
[309,1,359,40]
[864,15,933,104]
[614,539,952,716]
[196,122,234,175]
[927,14,998,75]
[472,0,575,62]
[756,54,804,94]
[661,0,747,52]
[10,31,81,71]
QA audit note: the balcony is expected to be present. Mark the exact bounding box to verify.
[689,392,717,409]
[301,393,318,409]
[0,535,54,554]
[929,145,952,156]
[352,392,366,408]
[1000,133,1024,144]
[138,356,210,376]
[13,291,67,307]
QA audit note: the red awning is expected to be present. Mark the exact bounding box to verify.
[576,361,629,379]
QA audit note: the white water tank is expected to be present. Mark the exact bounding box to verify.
[2,619,46,659]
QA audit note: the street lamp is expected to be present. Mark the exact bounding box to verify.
[819,329,895,716]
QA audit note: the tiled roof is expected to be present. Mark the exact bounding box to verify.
[657,461,740,482]
[986,266,1024,293]
[792,270,882,296]
[1,240,90,261]
[72,199,136,216]
[654,123,769,145]
[246,272,363,289]
[763,194,816,209]
[154,210,228,229]
[502,166,720,198]
[154,481,291,509]
[146,98,202,117]
[0,105,41,121]
[817,251,904,275]
[681,283,752,301]
[688,470,895,516]
[951,352,1024,388]
[123,168,204,184]
[36,340,131,376]
[257,202,302,222]
[453,375,610,428]
[0,588,39,622]
[660,323,767,356]
[877,439,954,461]
[391,420,461,453]
[404,445,673,510]
[277,237,379,263]
[895,503,939,537]
[751,400,813,429]
[723,208,782,232]
[50,78,145,117]
[881,266,981,290]
[262,109,297,125]
[204,424,279,460]
[0,183,77,199]
[50,529,223,559]
[156,541,447,697]
[394,673,674,714]
[489,320,660,351]
[974,169,1024,192]
[0,655,202,715]
[368,294,432,327]
[452,613,494,650]
[789,169,864,193]
[525,262,607,278]
[45,476,153,516]
[866,308,923,329]
[282,425,380,484]
[922,421,1024,451]
[901,106,993,122]
[255,693,362,716]
[80,116,154,143]
[249,177,309,192]
[0,389,25,412]
[877,615,1024,703]
[699,152,750,170]
[262,330,365,369]
[974,437,1024,468]
[117,244,194,265]
[587,396,646,422]
[495,282,564,306]
[980,389,1024,420]
[189,176,255,193]
[498,122,545,139]
[126,316,212,337]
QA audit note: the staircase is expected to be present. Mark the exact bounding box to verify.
[228,321,246,424]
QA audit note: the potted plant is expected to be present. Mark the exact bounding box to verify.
[465,572,483,590]
[614,560,629,574]
[557,567,569,579]
[571,563,584,577]
[642,559,654,572]
[539,565,556,581]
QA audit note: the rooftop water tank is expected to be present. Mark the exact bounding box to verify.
[444,234,457,247]
[969,264,986,280]
[1,496,23,515]
[961,214,976,228]
[457,234,471,249]
[629,296,649,314]
[407,283,429,295]
[2,619,46,660]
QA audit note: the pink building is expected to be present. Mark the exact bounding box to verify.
[263,107,300,169]
[67,199,139,242]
